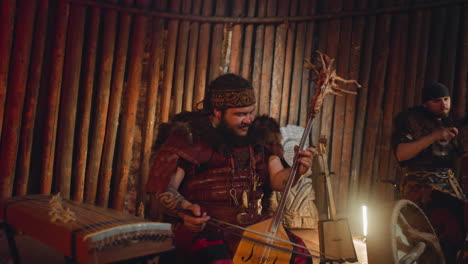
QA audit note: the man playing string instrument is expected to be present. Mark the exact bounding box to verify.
[146,74,315,264]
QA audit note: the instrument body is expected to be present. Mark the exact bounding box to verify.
[0,195,173,263]
[233,218,291,263]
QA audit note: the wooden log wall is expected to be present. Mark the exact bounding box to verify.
[0,0,466,217]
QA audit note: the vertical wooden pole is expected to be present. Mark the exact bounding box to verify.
[183,0,201,111]
[360,9,392,203]
[425,7,447,84]
[319,0,341,144]
[289,0,309,125]
[341,0,367,212]
[41,1,70,195]
[0,0,37,198]
[240,0,256,80]
[252,0,267,104]
[334,0,354,212]
[414,8,431,103]
[16,0,50,196]
[84,2,118,203]
[440,5,460,91]
[193,0,214,107]
[387,1,409,200]
[350,0,375,206]
[208,0,227,81]
[454,7,467,119]
[269,0,289,120]
[0,0,16,141]
[404,6,423,108]
[173,0,192,114]
[376,2,407,202]
[229,0,245,75]
[141,0,168,207]
[55,4,86,199]
[113,0,151,211]
[299,1,318,127]
[258,0,277,115]
[74,7,100,202]
[160,0,181,122]
[279,0,297,126]
[97,0,134,207]
[310,3,329,145]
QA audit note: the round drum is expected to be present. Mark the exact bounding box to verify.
[366,199,445,264]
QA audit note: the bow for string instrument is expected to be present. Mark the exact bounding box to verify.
[230,51,361,264]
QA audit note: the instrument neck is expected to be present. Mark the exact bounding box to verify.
[321,153,337,220]
[270,114,315,233]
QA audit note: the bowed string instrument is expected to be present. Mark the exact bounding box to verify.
[208,50,361,264]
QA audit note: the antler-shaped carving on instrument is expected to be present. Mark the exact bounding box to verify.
[304,50,361,116]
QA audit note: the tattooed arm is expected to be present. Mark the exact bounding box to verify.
[157,167,210,232]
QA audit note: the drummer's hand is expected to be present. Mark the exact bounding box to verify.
[179,202,210,232]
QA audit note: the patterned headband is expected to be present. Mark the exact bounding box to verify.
[210,88,256,109]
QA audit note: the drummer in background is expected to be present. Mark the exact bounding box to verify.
[392,82,467,263]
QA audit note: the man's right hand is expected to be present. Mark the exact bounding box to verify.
[431,127,458,141]
[179,202,210,232]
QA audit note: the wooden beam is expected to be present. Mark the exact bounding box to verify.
[350,0,376,206]
[113,0,151,211]
[403,6,424,108]
[454,7,467,119]
[192,0,214,108]
[289,0,309,125]
[84,2,118,203]
[0,0,16,140]
[252,0,267,107]
[159,0,181,122]
[359,9,392,203]
[97,0,134,207]
[269,0,289,120]
[0,0,37,197]
[40,0,70,195]
[73,7,100,202]
[258,0,278,115]
[240,0,256,80]
[208,0,227,82]
[55,4,86,199]
[425,7,447,84]
[228,0,245,74]
[182,0,201,111]
[173,0,192,114]
[279,0,297,126]
[140,0,168,212]
[334,0,354,212]
[16,0,50,196]
[341,0,367,212]
[299,0,318,127]
[440,5,461,91]
[414,8,431,103]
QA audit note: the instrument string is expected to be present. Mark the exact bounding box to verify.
[208,218,345,261]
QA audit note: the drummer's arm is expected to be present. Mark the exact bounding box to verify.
[157,167,210,231]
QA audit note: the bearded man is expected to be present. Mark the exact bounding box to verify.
[392,82,467,263]
[146,74,315,264]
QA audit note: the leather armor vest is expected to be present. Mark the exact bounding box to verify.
[179,144,271,225]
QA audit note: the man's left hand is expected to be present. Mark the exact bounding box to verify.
[295,146,317,175]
